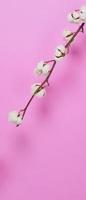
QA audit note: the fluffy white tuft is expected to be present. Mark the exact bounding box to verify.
[8,111,22,126]
[31,83,46,97]
[55,44,67,61]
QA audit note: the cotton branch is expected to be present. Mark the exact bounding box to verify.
[8,6,86,127]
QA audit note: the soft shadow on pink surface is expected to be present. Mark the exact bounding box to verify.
[0,159,10,190]
[11,130,32,156]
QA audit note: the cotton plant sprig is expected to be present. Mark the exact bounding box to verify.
[8,6,86,127]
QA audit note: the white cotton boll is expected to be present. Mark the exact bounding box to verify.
[72,11,81,23]
[63,29,71,37]
[37,61,44,69]
[57,45,66,53]
[34,61,51,76]
[67,13,74,23]
[80,6,86,14]
[8,111,22,125]
[55,45,66,61]
[34,61,44,76]
[80,6,86,22]
[31,83,39,94]
[36,88,46,97]
[42,64,51,75]
[31,83,46,97]
[80,12,86,22]
[63,29,73,40]
[55,56,63,61]
[73,11,80,19]
[55,50,63,61]
[68,11,81,24]
[34,67,42,75]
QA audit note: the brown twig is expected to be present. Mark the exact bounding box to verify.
[18,22,85,123]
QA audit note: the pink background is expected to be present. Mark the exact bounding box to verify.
[0,0,86,199]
